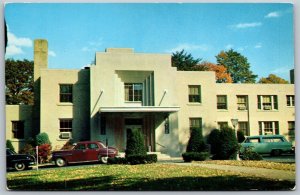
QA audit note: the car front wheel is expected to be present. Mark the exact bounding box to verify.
[55,158,66,167]
[99,155,108,164]
[271,149,281,156]
[14,162,26,171]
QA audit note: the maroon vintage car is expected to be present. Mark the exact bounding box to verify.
[51,141,118,166]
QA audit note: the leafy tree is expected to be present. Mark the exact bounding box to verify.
[171,50,201,71]
[199,61,232,83]
[36,132,51,146]
[5,59,34,105]
[216,49,257,83]
[258,74,289,84]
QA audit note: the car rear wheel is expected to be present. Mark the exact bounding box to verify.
[55,158,66,167]
[271,149,281,156]
[14,162,26,171]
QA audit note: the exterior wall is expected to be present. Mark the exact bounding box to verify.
[40,69,90,149]
[5,105,33,152]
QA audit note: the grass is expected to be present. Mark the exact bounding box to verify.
[194,160,296,171]
[7,163,295,191]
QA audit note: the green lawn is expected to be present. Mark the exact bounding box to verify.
[7,163,295,191]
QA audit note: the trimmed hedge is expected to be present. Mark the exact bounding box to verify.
[186,127,206,152]
[182,152,209,162]
[108,154,157,165]
[125,128,147,158]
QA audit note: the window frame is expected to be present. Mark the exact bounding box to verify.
[188,85,201,103]
[237,95,248,110]
[217,121,228,130]
[238,121,249,136]
[259,121,279,135]
[288,121,295,142]
[217,95,227,110]
[59,84,73,103]
[286,95,295,107]
[189,118,202,132]
[124,83,143,102]
[257,95,278,110]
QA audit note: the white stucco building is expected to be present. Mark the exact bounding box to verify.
[6,40,295,156]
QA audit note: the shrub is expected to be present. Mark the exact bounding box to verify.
[126,154,158,165]
[38,144,52,163]
[19,143,35,156]
[207,129,221,155]
[240,147,263,161]
[213,127,239,160]
[108,157,128,164]
[36,132,51,146]
[186,127,206,152]
[6,140,15,152]
[182,152,209,162]
[125,128,147,158]
[237,130,245,143]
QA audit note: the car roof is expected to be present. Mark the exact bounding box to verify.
[245,135,284,138]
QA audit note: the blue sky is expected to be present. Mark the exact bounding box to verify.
[5,3,294,81]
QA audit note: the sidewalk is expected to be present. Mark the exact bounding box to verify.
[159,159,296,182]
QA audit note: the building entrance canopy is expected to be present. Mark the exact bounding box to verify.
[99,106,180,113]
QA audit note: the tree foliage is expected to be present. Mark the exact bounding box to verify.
[258,74,289,84]
[171,50,201,71]
[199,61,232,83]
[5,59,34,105]
[216,49,257,83]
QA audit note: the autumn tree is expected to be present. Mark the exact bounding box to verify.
[216,49,257,83]
[171,49,201,71]
[5,59,34,105]
[258,74,289,84]
[198,61,232,83]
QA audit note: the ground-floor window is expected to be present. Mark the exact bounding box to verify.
[59,119,72,139]
[238,122,249,136]
[217,121,228,130]
[259,121,279,135]
[189,118,202,131]
[288,121,295,142]
[12,121,24,139]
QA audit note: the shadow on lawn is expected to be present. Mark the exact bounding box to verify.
[7,174,295,191]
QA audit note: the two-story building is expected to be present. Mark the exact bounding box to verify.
[6,39,295,156]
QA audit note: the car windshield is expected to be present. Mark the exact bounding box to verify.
[7,149,17,155]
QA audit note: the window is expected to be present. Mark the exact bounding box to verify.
[259,121,279,135]
[238,122,249,136]
[88,143,99,150]
[59,119,72,132]
[125,83,143,102]
[60,84,73,102]
[245,138,260,143]
[257,95,278,110]
[12,121,24,139]
[217,95,227,109]
[188,85,201,103]
[288,121,295,142]
[218,122,228,130]
[189,118,202,131]
[237,95,248,110]
[287,95,295,107]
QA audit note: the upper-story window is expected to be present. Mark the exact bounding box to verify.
[12,121,24,139]
[286,95,295,107]
[125,83,143,102]
[217,95,227,110]
[237,95,248,110]
[257,95,278,110]
[60,84,73,103]
[188,85,201,103]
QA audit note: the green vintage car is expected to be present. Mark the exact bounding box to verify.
[240,135,293,156]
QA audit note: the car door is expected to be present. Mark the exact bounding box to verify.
[86,143,100,161]
[71,143,87,162]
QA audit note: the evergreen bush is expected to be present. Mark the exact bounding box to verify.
[182,152,209,162]
[213,127,239,160]
[237,130,246,143]
[186,127,206,152]
[36,132,51,146]
[207,129,221,155]
[6,140,15,152]
[125,128,147,158]
[240,147,263,161]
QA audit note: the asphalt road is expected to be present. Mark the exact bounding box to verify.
[262,154,295,163]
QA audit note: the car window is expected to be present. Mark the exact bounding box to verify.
[88,143,99,149]
[273,138,284,142]
[248,138,260,143]
[75,144,86,150]
[262,138,273,142]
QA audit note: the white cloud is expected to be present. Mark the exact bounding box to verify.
[166,43,210,53]
[254,43,262,49]
[6,44,24,56]
[225,44,234,50]
[265,11,281,18]
[6,31,32,56]
[230,22,262,29]
[48,50,56,57]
